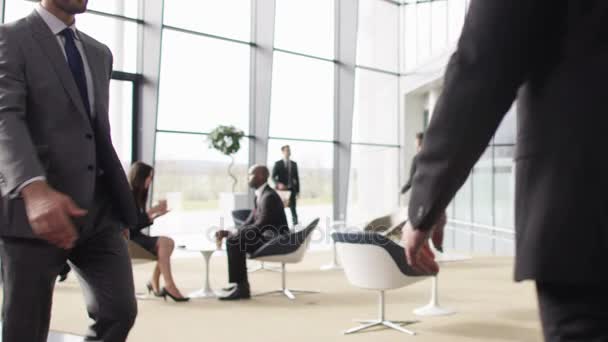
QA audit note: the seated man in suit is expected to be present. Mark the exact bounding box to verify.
[216,165,289,300]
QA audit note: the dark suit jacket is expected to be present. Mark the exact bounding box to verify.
[0,11,137,238]
[272,160,300,194]
[240,186,290,240]
[408,0,608,284]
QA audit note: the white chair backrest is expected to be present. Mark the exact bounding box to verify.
[337,243,426,290]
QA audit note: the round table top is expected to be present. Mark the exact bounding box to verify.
[178,244,223,253]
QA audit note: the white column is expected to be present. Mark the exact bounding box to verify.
[249,0,276,167]
[138,0,164,164]
[333,0,359,221]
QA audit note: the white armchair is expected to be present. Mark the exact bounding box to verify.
[333,231,434,335]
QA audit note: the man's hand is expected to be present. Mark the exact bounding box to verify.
[276,183,286,190]
[401,221,439,275]
[21,180,86,249]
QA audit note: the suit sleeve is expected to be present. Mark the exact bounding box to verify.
[271,162,280,184]
[400,156,417,194]
[293,162,300,194]
[408,0,537,231]
[241,209,255,227]
[0,26,45,195]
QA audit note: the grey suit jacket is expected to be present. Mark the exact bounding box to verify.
[408,0,608,284]
[0,11,137,238]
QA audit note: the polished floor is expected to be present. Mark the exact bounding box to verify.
[1,251,543,342]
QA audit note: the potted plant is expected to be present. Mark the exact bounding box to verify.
[208,125,245,193]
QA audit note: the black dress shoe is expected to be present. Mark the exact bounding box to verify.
[222,284,237,292]
[219,283,251,301]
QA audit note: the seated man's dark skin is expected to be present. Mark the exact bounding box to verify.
[216,165,289,300]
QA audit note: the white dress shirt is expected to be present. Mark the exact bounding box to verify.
[14,6,96,196]
[36,4,95,114]
[254,183,268,206]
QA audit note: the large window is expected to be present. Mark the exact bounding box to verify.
[350,1,401,224]
[348,145,400,224]
[163,0,251,42]
[269,2,336,224]
[269,52,334,141]
[274,0,334,59]
[357,0,399,73]
[352,69,400,145]
[448,106,516,230]
[151,4,252,239]
[402,0,468,72]
[157,29,250,134]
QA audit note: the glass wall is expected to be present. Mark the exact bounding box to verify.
[446,105,517,254]
[402,0,468,72]
[349,0,401,225]
[150,2,252,241]
[269,0,336,226]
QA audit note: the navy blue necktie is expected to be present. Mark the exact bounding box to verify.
[60,28,91,116]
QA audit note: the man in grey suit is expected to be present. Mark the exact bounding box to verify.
[0,1,138,341]
[401,1,608,340]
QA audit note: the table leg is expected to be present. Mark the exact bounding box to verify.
[188,251,217,299]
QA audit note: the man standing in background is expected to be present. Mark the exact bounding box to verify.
[272,145,300,226]
[0,1,138,341]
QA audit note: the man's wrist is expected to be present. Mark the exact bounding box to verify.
[20,178,48,200]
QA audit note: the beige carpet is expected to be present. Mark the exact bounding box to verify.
[17,251,543,342]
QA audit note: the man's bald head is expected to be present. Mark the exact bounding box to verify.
[248,165,269,189]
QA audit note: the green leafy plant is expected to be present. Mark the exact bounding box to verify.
[208,125,245,192]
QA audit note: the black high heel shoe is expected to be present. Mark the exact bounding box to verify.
[146,282,162,297]
[160,287,190,302]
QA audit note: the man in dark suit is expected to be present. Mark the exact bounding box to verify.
[272,145,300,226]
[0,1,138,341]
[216,165,289,300]
[401,1,608,340]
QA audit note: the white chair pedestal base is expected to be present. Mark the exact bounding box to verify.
[255,288,319,300]
[413,304,456,316]
[320,241,342,271]
[345,291,419,335]
[253,263,319,300]
[413,276,456,317]
[248,261,282,273]
[345,320,417,335]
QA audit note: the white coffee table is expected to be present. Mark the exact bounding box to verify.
[179,244,223,299]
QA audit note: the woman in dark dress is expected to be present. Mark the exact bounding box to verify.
[128,162,188,302]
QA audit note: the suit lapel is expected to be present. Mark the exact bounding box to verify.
[25,11,91,125]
